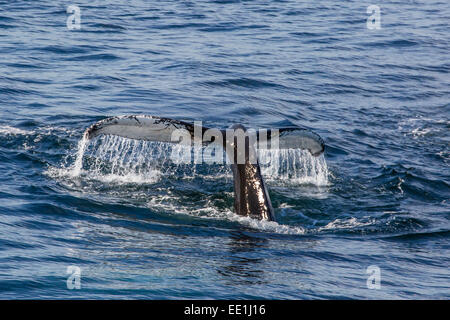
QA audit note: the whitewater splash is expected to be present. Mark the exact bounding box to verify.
[71,134,88,177]
[68,134,329,185]
[258,149,329,186]
[46,133,331,235]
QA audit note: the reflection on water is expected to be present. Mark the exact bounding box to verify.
[218,231,267,285]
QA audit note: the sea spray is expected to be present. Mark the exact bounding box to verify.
[71,133,88,177]
[67,134,330,186]
[258,148,329,186]
[84,135,163,183]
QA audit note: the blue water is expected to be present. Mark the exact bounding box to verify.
[0,0,449,299]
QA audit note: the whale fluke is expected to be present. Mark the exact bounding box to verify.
[84,115,206,143]
[82,115,325,221]
[258,127,325,156]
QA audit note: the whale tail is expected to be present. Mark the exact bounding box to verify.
[84,115,325,156]
[82,115,325,221]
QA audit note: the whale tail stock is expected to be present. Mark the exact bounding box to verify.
[82,115,325,221]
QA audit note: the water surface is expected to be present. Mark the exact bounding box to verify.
[0,0,449,299]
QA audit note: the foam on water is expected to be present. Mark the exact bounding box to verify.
[398,117,450,138]
[0,125,30,135]
[226,213,307,235]
[318,217,376,232]
[146,193,307,235]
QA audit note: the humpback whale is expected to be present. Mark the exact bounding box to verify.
[83,115,325,221]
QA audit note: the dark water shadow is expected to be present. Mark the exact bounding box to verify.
[217,230,268,285]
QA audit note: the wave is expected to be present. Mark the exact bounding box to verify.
[0,125,30,136]
[398,117,449,138]
[318,217,376,232]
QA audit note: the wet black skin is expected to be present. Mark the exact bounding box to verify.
[226,124,275,221]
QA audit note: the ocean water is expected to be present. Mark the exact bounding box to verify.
[0,0,449,299]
